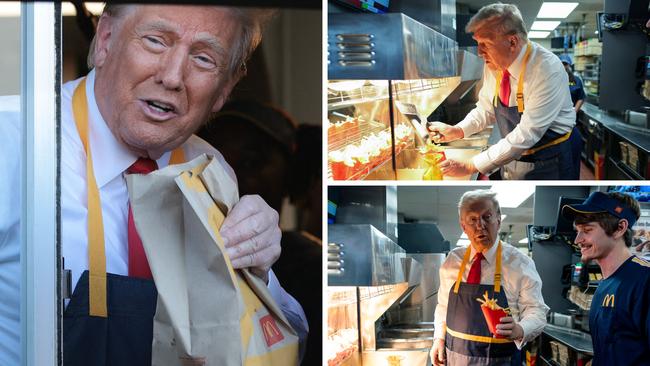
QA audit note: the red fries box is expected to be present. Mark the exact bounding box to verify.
[477,291,509,339]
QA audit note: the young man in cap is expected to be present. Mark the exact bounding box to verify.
[562,191,650,366]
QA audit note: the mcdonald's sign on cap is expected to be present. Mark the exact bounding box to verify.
[260,315,284,347]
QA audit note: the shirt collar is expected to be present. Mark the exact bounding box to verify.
[470,238,500,265]
[86,69,172,187]
[505,42,530,82]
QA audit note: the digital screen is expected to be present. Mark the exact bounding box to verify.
[334,0,389,14]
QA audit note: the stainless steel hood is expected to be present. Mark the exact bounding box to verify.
[328,13,458,80]
[328,224,406,286]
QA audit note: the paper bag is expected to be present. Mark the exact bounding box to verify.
[127,154,299,366]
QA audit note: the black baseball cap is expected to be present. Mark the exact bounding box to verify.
[562,191,638,227]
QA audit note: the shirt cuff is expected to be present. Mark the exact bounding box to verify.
[514,318,536,350]
[472,150,499,175]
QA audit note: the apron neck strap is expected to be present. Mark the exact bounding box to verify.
[453,241,503,294]
[493,42,533,113]
[72,77,185,317]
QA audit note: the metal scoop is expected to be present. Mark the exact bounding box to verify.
[394,101,433,145]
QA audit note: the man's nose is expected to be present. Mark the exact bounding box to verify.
[574,232,584,244]
[155,47,186,91]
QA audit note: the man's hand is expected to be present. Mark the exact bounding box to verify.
[427,122,464,143]
[430,338,446,366]
[439,159,477,177]
[220,195,281,283]
[496,316,524,340]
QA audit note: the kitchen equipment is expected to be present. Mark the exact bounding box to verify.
[394,100,432,146]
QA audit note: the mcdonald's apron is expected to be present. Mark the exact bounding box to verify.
[444,242,519,366]
[493,43,580,180]
[63,78,185,366]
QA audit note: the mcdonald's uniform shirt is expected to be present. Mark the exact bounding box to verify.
[589,255,650,366]
[434,239,549,349]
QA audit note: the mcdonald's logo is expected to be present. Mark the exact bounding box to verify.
[602,294,615,308]
[260,314,284,347]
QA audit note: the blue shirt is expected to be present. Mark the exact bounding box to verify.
[589,256,650,366]
[569,74,586,106]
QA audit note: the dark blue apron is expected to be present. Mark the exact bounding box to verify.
[492,43,579,180]
[444,242,520,366]
[63,271,157,366]
[494,102,579,180]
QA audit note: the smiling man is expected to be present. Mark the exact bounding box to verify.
[562,191,650,366]
[0,4,307,365]
[431,189,548,366]
[428,3,579,180]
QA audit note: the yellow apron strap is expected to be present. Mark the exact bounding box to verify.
[516,43,533,113]
[72,78,186,317]
[494,241,502,293]
[446,327,513,344]
[522,131,572,156]
[493,43,532,112]
[453,241,503,294]
[169,148,186,165]
[453,245,472,294]
[72,78,108,317]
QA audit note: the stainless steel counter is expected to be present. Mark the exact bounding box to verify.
[582,103,650,154]
[542,324,593,356]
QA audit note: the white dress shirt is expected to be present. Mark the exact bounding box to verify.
[0,70,307,365]
[433,240,549,349]
[457,41,576,174]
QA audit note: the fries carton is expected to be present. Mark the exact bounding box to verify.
[476,291,509,338]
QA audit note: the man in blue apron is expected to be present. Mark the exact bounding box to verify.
[562,192,650,366]
[56,5,307,365]
[429,3,579,180]
[431,189,548,365]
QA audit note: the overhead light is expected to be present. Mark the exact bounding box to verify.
[531,20,561,31]
[595,30,599,34]
[537,2,579,19]
[519,237,529,244]
[491,184,534,208]
[529,31,551,39]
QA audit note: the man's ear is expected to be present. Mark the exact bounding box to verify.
[93,14,115,68]
[509,35,518,49]
[613,219,629,240]
[211,75,241,113]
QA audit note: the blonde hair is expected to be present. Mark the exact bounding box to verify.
[465,3,527,40]
[87,4,275,76]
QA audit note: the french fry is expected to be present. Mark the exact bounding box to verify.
[476,291,510,338]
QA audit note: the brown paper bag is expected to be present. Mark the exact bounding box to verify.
[127,154,299,366]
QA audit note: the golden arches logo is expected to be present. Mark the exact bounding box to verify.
[260,314,284,347]
[602,294,615,308]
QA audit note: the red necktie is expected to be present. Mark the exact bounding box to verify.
[467,252,484,284]
[499,70,511,106]
[126,158,158,279]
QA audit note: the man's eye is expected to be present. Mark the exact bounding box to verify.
[143,36,165,50]
[192,54,216,69]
